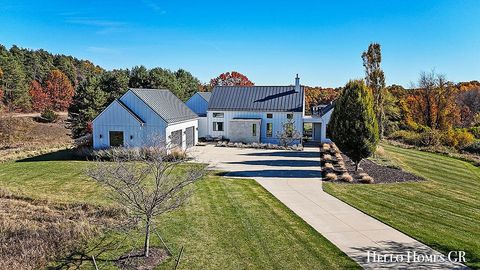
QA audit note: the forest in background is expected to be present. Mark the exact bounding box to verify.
[1,43,480,154]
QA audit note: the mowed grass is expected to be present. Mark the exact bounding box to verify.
[0,157,360,269]
[324,144,480,269]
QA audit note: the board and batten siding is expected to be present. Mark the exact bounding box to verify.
[206,110,303,144]
[185,93,208,115]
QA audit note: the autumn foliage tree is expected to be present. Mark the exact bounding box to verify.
[209,71,254,87]
[44,69,74,111]
[304,86,340,115]
[29,80,50,111]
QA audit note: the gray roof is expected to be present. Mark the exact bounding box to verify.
[129,88,197,123]
[312,101,335,117]
[197,92,212,102]
[208,86,304,112]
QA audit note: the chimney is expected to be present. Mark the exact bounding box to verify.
[295,74,300,92]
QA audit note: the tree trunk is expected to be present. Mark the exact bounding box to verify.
[355,162,359,172]
[144,219,151,257]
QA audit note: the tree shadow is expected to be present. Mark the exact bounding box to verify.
[16,149,89,162]
[226,169,321,178]
[241,151,320,159]
[226,159,320,167]
[350,240,470,270]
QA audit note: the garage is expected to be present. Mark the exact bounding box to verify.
[185,126,195,148]
[170,130,182,148]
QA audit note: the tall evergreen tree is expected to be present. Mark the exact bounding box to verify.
[362,43,385,138]
[100,70,129,103]
[330,80,379,170]
[67,76,107,138]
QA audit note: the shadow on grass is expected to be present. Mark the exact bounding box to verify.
[17,149,89,162]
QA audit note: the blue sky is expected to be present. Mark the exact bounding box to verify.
[1,0,479,87]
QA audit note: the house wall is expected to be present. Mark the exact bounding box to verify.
[198,116,208,138]
[92,101,153,149]
[165,119,198,149]
[229,119,261,143]
[206,110,303,144]
[185,93,208,115]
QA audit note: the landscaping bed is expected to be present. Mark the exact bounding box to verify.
[320,143,424,184]
[216,141,304,151]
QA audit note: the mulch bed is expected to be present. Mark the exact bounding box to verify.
[340,154,425,184]
[115,248,169,270]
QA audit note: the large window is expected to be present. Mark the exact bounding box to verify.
[213,122,224,131]
[266,123,273,137]
[213,112,224,118]
[252,123,257,136]
[109,131,124,147]
[287,113,293,119]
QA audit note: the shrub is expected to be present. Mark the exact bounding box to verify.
[325,173,337,181]
[441,129,475,149]
[324,163,334,170]
[323,154,332,161]
[419,129,441,147]
[462,141,480,155]
[40,108,58,123]
[468,126,480,139]
[389,130,422,146]
[340,173,353,183]
[361,175,374,184]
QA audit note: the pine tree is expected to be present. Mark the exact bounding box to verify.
[330,80,379,170]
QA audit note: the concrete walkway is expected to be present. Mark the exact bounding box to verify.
[192,145,468,269]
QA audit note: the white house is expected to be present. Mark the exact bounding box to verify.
[92,88,198,150]
[200,75,333,144]
[185,92,211,138]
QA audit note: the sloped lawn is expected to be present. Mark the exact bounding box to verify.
[324,143,480,269]
[0,156,359,269]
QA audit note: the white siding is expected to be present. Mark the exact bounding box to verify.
[206,110,303,144]
[165,119,198,149]
[185,93,208,115]
[92,101,149,149]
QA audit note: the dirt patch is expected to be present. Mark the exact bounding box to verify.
[115,248,170,270]
[341,154,425,184]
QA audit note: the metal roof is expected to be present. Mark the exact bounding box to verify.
[197,92,212,102]
[129,88,198,124]
[208,86,304,112]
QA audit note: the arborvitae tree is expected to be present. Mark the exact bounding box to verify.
[362,43,385,138]
[68,75,107,138]
[330,80,379,170]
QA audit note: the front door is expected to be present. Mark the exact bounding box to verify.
[313,123,322,141]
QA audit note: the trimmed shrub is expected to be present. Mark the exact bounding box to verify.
[361,175,374,184]
[323,154,332,161]
[325,173,337,181]
[324,163,334,170]
[340,173,353,183]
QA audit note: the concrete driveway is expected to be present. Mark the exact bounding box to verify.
[191,145,468,270]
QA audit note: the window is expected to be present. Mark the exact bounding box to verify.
[109,131,124,147]
[213,122,224,131]
[287,113,293,119]
[213,112,224,118]
[266,113,273,119]
[252,124,257,136]
[266,123,273,137]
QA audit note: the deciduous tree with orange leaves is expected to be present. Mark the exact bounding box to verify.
[29,80,50,111]
[44,69,74,111]
[304,86,340,115]
[209,71,254,87]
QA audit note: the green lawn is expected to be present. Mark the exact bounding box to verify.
[324,143,480,269]
[0,156,360,269]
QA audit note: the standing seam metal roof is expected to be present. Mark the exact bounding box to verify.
[128,88,198,124]
[197,92,212,102]
[208,86,304,112]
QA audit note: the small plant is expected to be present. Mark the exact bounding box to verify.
[40,108,58,123]
[361,175,374,184]
[325,173,337,181]
[358,172,368,178]
[340,173,353,183]
[324,162,334,170]
[323,154,332,161]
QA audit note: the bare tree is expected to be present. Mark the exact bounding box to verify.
[276,118,302,146]
[87,143,206,258]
